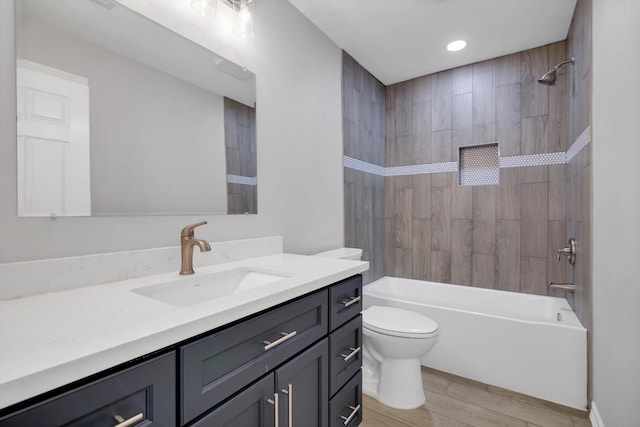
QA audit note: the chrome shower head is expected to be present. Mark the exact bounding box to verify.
[537,57,575,86]
[538,69,558,85]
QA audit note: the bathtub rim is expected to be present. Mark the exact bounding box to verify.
[364,276,586,331]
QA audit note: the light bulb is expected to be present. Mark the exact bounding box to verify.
[238,3,251,23]
[233,0,254,39]
[446,40,467,52]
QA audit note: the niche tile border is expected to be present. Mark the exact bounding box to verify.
[458,143,500,186]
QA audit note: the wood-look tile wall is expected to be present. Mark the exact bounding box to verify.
[343,52,386,284]
[385,42,568,295]
[566,0,592,334]
[224,97,257,214]
[566,0,592,401]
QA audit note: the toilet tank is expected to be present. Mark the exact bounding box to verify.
[314,248,363,261]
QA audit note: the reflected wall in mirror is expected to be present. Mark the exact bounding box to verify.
[225,98,257,214]
[15,0,257,217]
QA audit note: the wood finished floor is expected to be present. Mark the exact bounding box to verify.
[360,367,591,427]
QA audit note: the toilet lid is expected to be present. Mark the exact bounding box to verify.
[363,306,438,338]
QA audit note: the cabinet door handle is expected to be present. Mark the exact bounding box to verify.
[340,404,361,426]
[263,331,297,351]
[113,412,143,427]
[266,392,279,427]
[341,295,361,308]
[339,346,361,362]
[281,384,293,427]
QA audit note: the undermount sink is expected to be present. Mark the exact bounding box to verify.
[131,268,291,307]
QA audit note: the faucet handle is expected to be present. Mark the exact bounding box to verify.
[556,247,572,262]
[181,221,207,238]
[556,237,577,265]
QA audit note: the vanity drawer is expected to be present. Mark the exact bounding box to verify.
[329,275,362,331]
[329,370,362,427]
[0,352,176,427]
[329,315,362,397]
[180,290,328,425]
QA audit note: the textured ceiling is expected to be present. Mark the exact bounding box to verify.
[288,0,577,85]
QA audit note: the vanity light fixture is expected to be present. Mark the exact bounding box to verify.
[232,0,254,39]
[446,40,467,52]
[191,0,217,16]
[192,0,255,39]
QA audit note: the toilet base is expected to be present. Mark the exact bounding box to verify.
[365,357,426,410]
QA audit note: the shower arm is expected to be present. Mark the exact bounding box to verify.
[554,57,575,71]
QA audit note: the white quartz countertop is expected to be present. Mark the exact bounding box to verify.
[0,254,368,409]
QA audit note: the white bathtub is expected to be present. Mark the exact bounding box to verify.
[363,276,587,410]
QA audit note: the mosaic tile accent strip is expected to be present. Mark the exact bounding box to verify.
[344,126,590,178]
[227,174,257,186]
[459,144,500,186]
[343,155,386,176]
[499,152,566,168]
[385,162,458,176]
[566,126,591,162]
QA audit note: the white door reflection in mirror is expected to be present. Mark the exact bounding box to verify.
[17,59,91,217]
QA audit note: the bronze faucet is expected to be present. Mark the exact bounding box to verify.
[180,221,211,275]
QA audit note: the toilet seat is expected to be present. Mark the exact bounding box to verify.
[363,306,438,338]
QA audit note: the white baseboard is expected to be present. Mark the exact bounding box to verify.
[590,401,605,427]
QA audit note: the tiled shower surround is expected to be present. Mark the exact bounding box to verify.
[566,0,592,399]
[343,53,386,285]
[224,97,257,214]
[345,37,590,302]
[566,0,592,334]
[383,41,569,296]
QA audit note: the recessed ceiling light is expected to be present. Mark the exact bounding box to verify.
[447,40,467,52]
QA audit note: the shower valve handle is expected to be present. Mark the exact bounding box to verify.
[556,247,571,262]
[556,238,577,265]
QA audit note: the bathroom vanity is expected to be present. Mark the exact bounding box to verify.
[0,254,366,426]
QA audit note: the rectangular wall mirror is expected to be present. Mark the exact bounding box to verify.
[15,0,257,217]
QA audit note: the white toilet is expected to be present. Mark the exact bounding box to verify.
[362,305,439,410]
[312,248,438,409]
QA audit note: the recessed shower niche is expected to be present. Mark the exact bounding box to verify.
[458,143,500,186]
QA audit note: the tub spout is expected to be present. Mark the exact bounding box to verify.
[547,282,575,295]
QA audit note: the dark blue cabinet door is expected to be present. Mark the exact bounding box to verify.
[0,352,176,427]
[191,374,276,427]
[329,315,362,397]
[275,339,329,427]
[180,290,328,424]
[329,371,362,427]
[329,275,362,331]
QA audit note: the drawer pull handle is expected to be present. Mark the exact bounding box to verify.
[339,346,361,362]
[266,392,279,427]
[263,331,297,351]
[341,295,361,308]
[113,412,143,427]
[281,383,293,426]
[340,404,361,426]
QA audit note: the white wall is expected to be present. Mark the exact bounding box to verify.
[592,0,640,425]
[0,0,344,262]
